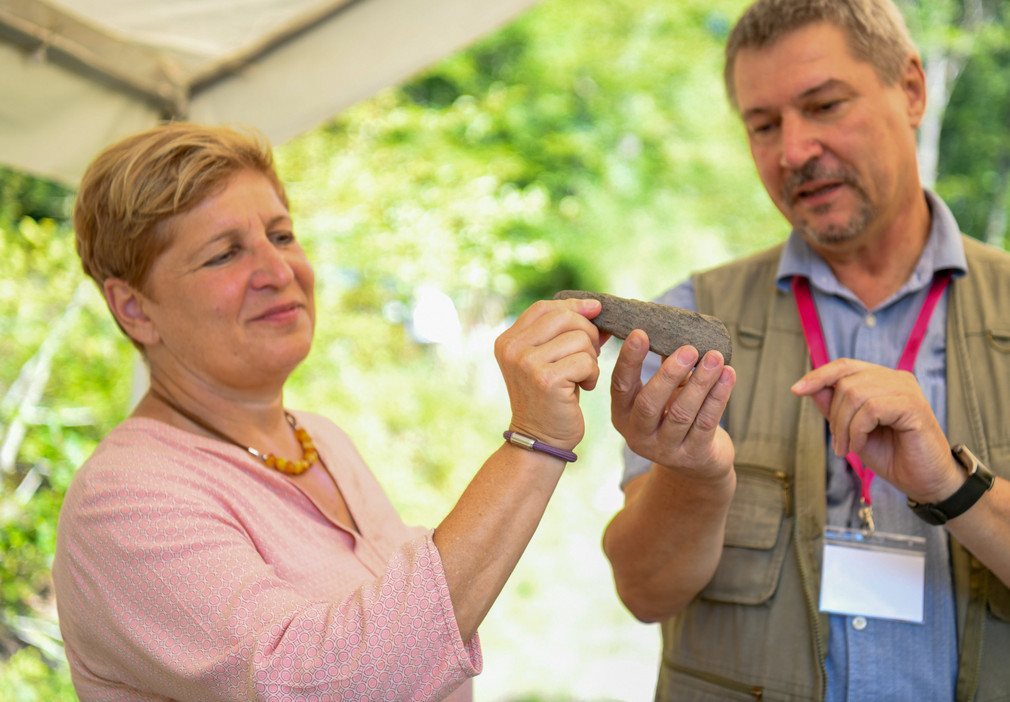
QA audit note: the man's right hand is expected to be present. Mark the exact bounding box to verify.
[610,329,736,482]
[604,329,739,621]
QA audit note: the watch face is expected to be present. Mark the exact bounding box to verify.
[952,444,979,474]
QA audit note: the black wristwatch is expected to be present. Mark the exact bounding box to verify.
[907,444,995,525]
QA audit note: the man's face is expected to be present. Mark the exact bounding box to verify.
[732,22,923,253]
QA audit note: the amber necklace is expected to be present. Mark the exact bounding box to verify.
[148,387,319,475]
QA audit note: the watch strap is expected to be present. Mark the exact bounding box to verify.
[908,444,995,525]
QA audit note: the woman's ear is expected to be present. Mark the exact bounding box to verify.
[104,278,159,347]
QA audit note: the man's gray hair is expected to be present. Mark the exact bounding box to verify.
[724,0,918,111]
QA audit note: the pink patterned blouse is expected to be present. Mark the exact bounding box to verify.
[53,413,481,701]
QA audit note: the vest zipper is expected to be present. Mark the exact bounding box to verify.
[663,658,764,699]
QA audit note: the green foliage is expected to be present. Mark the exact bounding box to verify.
[278,0,782,320]
[904,0,1010,246]
[0,165,74,224]
[935,20,1010,245]
[0,164,129,693]
[0,646,76,701]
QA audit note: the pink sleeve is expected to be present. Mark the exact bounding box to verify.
[245,534,480,700]
[55,458,480,701]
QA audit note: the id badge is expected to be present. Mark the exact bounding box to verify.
[819,526,927,624]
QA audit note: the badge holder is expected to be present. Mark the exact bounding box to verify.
[819,523,927,624]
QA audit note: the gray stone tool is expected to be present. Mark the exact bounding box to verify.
[553,290,732,365]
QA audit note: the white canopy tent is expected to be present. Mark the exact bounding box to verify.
[0,0,542,186]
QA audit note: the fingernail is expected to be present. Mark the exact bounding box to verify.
[702,352,720,370]
[675,347,697,366]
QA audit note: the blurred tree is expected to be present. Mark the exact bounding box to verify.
[926,1,1010,246]
[0,167,133,694]
[904,0,1010,247]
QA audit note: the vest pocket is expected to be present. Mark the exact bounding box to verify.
[657,661,765,701]
[700,465,792,605]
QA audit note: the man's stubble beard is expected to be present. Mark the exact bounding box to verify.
[784,160,875,246]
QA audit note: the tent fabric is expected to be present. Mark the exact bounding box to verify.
[0,0,541,185]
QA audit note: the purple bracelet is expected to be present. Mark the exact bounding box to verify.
[503,431,578,463]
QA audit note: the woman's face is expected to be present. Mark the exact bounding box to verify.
[139,168,315,394]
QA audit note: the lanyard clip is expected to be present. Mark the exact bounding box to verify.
[858,500,875,537]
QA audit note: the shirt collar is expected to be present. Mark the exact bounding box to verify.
[775,188,968,302]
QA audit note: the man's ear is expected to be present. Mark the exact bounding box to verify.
[104,278,159,347]
[902,54,928,129]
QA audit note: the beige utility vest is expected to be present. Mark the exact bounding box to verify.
[655,236,1010,701]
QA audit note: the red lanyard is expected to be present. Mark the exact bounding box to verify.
[792,271,952,508]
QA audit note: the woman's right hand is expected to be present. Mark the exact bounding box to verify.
[493,298,606,452]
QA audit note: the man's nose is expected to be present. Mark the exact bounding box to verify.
[779,114,824,171]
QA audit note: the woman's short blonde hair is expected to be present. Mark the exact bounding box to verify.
[74,122,288,294]
[724,0,918,111]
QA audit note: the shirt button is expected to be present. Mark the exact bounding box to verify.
[852,616,868,631]
[864,314,877,328]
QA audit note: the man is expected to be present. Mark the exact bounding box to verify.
[602,1,1010,700]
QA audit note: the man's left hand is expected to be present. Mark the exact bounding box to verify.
[791,358,963,504]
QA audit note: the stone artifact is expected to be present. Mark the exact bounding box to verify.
[553,290,732,365]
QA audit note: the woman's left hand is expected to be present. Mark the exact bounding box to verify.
[494,298,606,451]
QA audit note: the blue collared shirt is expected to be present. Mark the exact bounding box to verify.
[623,190,967,700]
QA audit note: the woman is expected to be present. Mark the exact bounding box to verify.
[53,122,605,701]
